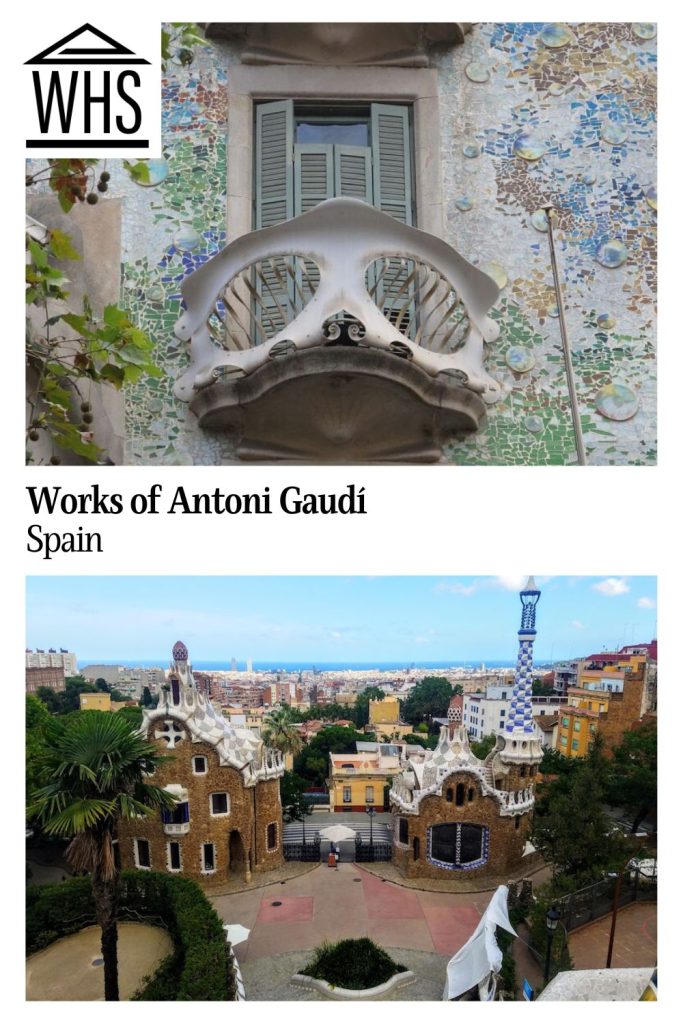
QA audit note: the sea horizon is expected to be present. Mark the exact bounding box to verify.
[76,658,536,673]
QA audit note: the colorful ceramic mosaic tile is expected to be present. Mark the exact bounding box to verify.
[31,24,657,465]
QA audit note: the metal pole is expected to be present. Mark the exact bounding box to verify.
[606,870,623,968]
[543,205,587,466]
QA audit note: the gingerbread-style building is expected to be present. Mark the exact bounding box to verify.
[118,641,284,885]
[391,578,544,879]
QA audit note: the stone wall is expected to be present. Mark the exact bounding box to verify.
[34,23,653,465]
[118,736,283,884]
[392,770,533,880]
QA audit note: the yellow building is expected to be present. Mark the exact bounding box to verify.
[328,750,402,812]
[79,692,112,711]
[556,663,646,758]
[369,695,400,726]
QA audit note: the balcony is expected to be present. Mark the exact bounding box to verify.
[174,198,501,463]
[163,821,190,836]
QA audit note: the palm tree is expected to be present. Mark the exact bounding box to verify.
[262,707,304,757]
[28,711,176,1001]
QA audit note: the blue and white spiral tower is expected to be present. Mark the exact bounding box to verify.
[505,576,541,735]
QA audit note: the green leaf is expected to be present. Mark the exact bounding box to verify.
[103,304,130,328]
[49,229,81,262]
[123,160,151,185]
[28,239,48,269]
[99,364,126,388]
[61,312,95,338]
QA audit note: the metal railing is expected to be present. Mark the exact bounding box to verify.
[554,864,657,933]
[283,840,321,862]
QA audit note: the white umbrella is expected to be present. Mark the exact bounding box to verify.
[223,923,251,946]
[318,824,358,842]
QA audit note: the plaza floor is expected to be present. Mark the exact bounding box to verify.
[211,864,658,1001]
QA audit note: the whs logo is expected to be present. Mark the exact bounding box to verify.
[25,23,159,156]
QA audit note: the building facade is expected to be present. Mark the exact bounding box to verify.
[26,649,77,676]
[27,22,657,467]
[390,578,544,879]
[25,666,64,693]
[118,641,285,885]
[328,750,403,812]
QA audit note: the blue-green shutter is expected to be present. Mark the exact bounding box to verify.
[255,99,294,229]
[370,104,414,334]
[335,145,373,203]
[370,103,413,225]
[255,101,295,336]
[294,143,334,215]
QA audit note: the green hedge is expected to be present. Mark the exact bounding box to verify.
[302,938,406,989]
[26,871,236,1001]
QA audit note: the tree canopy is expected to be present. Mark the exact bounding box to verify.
[401,676,454,726]
[294,724,369,786]
[531,736,627,889]
[606,721,657,833]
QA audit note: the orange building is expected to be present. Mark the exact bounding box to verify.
[555,660,646,758]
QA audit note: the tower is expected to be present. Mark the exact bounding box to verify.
[494,576,544,769]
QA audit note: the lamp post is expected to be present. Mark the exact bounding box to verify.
[606,858,634,968]
[544,906,561,984]
[366,802,376,855]
[542,205,587,466]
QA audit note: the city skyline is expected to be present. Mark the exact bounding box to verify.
[26,576,657,664]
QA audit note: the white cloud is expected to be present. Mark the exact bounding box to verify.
[593,577,630,597]
[435,581,476,596]
[495,575,529,591]
[571,620,585,629]
[637,597,656,609]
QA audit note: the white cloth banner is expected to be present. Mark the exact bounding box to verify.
[445,884,517,1000]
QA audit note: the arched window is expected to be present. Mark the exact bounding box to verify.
[267,823,278,850]
[515,815,520,831]
[455,783,465,806]
[413,836,420,861]
[467,788,474,802]
[520,765,527,778]
[429,823,487,869]
[446,787,454,802]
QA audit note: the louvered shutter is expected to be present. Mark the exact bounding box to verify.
[294,143,334,214]
[255,100,295,337]
[370,104,414,336]
[334,145,373,203]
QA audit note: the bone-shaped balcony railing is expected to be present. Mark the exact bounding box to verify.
[174,198,502,403]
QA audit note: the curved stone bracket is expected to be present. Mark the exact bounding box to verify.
[174,198,502,406]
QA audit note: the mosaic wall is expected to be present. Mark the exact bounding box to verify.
[63,23,657,465]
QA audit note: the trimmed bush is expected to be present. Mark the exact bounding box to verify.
[26,870,236,1001]
[302,938,406,990]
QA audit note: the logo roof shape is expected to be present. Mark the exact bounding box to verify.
[25,23,150,64]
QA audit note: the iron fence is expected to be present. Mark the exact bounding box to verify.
[354,840,392,863]
[555,863,657,933]
[283,841,321,862]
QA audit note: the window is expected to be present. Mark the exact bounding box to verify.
[560,735,567,746]
[520,765,527,778]
[365,786,374,804]
[515,816,521,831]
[202,843,216,872]
[135,838,151,869]
[429,823,487,869]
[467,788,474,802]
[572,739,579,751]
[413,836,420,861]
[161,801,189,825]
[343,786,352,803]
[398,818,409,845]
[267,823,278,850]
[562,717,570,728]
[255,100,413,229]
[574,721,582,732]
[211,792,230,816]
[445,787,453,803]
[168,841,181,871]
[193,756,207,774]
[455,784,465,807]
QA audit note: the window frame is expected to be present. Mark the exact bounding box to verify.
[134,837,151,870]
[167,841,182,872]
[210,792,230,817]
[266,822,278,851]
[228,65,444,243]
[192,755,208,775]
[201,842,217,874]
[428,822,489,871]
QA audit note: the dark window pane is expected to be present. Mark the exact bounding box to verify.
[194,757,207,773]
[456,784,465,806]
[169,842,181,870]
[267,823,277,850]
[459,824,484,864]
[398,818,408,844]
[203,843,215,871]
[431,824,458,864]
[137,839,150,868]
[296,122,368,146]
[212,793,228,815]
[413,836,420,861]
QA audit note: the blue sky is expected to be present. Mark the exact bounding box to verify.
[25,576,657,664]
